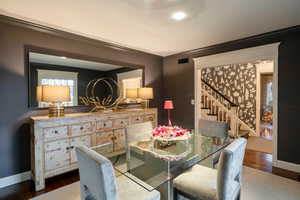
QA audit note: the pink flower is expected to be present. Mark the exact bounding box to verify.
[152,125,189,139]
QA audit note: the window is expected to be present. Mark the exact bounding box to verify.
[117,69,143,98]
[37,69,78,107]
[121,77,142,97]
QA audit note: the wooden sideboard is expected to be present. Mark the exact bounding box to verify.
[30,108,157,191]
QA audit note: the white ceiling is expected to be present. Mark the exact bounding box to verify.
[30,52,123,71]
[1,0,300,56]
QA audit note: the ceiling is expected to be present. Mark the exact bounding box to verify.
[1,0,300,56]
[30,52,123,71]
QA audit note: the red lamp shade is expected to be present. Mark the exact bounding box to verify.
[164,100,174,110]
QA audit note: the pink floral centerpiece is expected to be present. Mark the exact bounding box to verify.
[151,125,191,141]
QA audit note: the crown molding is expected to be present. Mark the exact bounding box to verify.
[170,24,300,58]
[0,14,161,57]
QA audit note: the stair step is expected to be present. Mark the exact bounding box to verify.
[238,130,250,138]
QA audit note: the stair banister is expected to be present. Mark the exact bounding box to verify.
[200,79,256,138]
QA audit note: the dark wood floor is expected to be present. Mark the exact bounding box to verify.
[0,170,80,200]
[243,149,273,173]
[0,149,297,200]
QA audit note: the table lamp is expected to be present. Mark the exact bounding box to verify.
[126,88,138,103]
[164,100,174,126]
[138,87,153,108]
[37,85,70,117]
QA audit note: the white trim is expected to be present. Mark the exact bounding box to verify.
[37,69,78,80]
[194,43,279,69]
[117,69,143,81]
[0,171,31,188]
[193,43,297,171]
[276,160,300,174]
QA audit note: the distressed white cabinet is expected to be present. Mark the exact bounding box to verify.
[30,108,157,191]
[70,135,92,163]
[44,139,69,171]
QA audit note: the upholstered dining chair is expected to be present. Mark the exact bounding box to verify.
[198,119,229,140]
[173,138,247,200]
[198,119,229,167]
[76,145,160,200]
[125,122,153,161]
[125,121,153,144]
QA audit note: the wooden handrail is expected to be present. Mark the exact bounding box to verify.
[201,88,257,137]
[201,79,238,107]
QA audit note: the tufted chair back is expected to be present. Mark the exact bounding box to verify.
[76,145,118,200]
[217,138,247,200]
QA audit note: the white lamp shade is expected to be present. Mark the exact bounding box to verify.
[138,88,153,99]
[37,85,71,102]
[36,85,43,102]
[126,88,138,98]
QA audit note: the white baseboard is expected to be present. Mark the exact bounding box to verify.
[0,171,31,188]
[274,160,300,173]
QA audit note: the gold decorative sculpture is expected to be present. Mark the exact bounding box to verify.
[79,77,124,112]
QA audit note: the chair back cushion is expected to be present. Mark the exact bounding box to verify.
[217,138,247,200]
[76,146,118,200]
[199,119,229,138]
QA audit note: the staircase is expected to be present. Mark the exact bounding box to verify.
[200,79,256,138]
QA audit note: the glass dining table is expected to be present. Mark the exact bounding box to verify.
[92,130,230,200]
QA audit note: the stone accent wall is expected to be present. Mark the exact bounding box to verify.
[201,63,257,129]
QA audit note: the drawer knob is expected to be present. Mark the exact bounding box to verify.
[103,123,106,127]
[54,130,58,134]
[66,146,74,150]
[80,127,84,130]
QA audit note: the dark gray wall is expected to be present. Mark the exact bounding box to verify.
[0,17,163,178]
[163,27,300,164]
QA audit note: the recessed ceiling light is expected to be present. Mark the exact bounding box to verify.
[171,11,187,21]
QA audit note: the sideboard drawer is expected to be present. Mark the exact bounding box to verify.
[45,139,69,152]
[45,139,70,171]
[143,114,155,122]
[70,135,91,163]
[44,126,68,141]
[96,131,114,155]
[131,116,143,124]
[114,129,126,152]
[71,122,92,136]
[114,118,129,128]
[96,120,113,130]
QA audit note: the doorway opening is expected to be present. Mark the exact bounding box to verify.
[247,60,274,157]
[194,43,279,173]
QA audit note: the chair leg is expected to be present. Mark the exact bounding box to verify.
[173,187,178,200]
[236,190,241,200]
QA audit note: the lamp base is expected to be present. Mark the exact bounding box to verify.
[48,103,65,117]
[144,100,150,109]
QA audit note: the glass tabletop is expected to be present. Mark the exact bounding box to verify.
[92,130,230,192]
